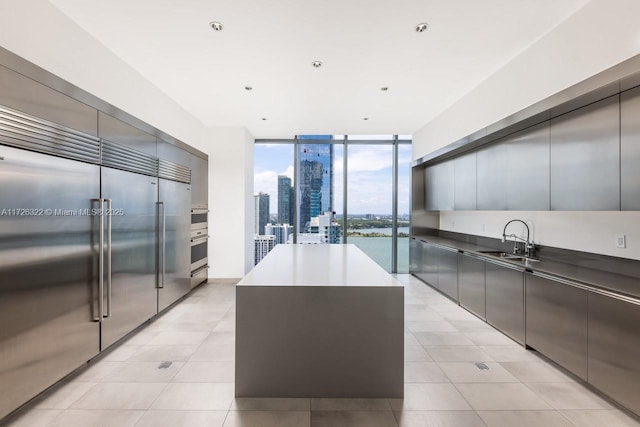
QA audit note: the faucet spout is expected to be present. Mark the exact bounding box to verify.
[502,219,534,257]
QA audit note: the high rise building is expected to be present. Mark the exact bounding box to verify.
[309,211,341,244]
[289,186,295,228]
[297,140,333,232]
[254,235,275,265]
[277,175,292,225]
[254,192,270,235]
[265,223,293,245]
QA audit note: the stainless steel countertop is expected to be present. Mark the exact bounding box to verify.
[239,244,403,288]
[413,235,640,300]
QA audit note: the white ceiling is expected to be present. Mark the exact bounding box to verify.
[49,0,588,139]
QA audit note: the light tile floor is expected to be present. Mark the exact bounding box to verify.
[4,274,640,427]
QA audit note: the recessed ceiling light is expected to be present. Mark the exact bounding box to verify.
[381,87,389,91]
[363,117,369,121]
[244,86,253,91]
[209,21,224,31]
[312,61,323,68]
[415,23,429,33]
[261,118,267,121]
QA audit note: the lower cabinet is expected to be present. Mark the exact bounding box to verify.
[420,242,439,288]
[485,261,524,344]
[588,293,640,415]
[410,237,640,417]
[525,273,588,380]
[437,247,459,301]
[458,254,486,319]
[409,239,422,277]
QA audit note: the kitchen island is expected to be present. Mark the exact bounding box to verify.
[235,244,404,398]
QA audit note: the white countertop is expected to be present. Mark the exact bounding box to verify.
[238,244,402,287]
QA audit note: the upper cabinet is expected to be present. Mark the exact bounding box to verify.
[454,152,476,210]
[422,92,629,212]
[425,161,454,211]
[98,112,156,156]
[621,87,640,210]
[505,123,550,210]
[190,154,208,207]
[550,95,620,210]
[477,141,507,210]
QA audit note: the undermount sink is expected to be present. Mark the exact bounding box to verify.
[477,251,540,263]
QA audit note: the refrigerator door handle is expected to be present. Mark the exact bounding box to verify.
[97,198,104,322]
[104,198,112,318]
[158,201,165,288]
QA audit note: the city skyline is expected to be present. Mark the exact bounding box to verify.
[254,141,412,217]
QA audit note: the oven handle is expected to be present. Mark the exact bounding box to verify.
[191,234,210,244]
[191,265,210,277]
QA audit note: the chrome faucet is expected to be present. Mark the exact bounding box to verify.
[502,219,535,258]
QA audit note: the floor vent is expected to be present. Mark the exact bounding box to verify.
[474,362,490,370]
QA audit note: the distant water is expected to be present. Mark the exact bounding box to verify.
[347,235,410,273]
[347,226,409,236]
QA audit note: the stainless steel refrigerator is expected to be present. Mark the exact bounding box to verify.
[0,106,193,419]
[157,159,191,311]
[0,108,102,419]
[99,144,159,348]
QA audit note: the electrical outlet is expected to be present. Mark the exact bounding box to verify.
[482,223,486,232]
[616,235,626,248]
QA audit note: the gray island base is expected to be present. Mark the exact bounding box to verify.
[235,244,404,398]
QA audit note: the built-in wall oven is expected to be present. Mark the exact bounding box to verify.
[190,205,208,288]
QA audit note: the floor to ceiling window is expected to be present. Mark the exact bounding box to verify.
[253,135,411,272]
[397,143,412,273]
[347,142,393,272]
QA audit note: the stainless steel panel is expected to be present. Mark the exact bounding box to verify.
[236,285,404,397]
[418,241,438,288]
[158,158,191,184]
[458,254,486,319]
[190,265,209,289]
[101,139,158,177]
[454,152,476,210]
[550,95,620,210]
[438,247,458,301]
[0,105,100,164]
[588,293,640,416]
[157,140,191,165]
[98,112,157,156]
[0,145,100,419]
[477,141,507,210]
[409,238,422,276]
[436,161,454,211]
[0,65,97,136]
[621,86,640,210]
[424,162,454,211]
[190,154,208,207]
[505,123,550,210]
[100,168,158,349]
[158,178,191,311]
[424,166,438,211]
[485,262,524,344]
[525,273,587,380]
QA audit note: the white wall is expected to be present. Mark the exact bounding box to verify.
[440,211,640,260]
[413,0,640,260]
[413,0,640,159]
[0,0,258,277]
[204,127,255,279]
[0,0,206,148]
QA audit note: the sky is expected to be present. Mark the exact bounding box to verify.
[253,141,411,216]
